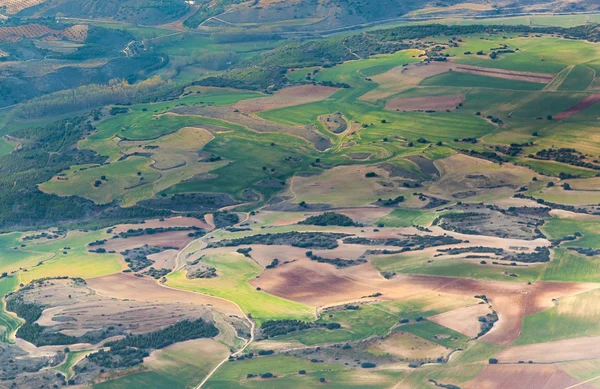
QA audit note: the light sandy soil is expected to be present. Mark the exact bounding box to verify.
[497,336,600,363]
[26,279,212,336]
[385,94,465,112]
[86,273,243,316]
[110,216,212,234]
[454,65,555,84]
[429,153,535,200]
[429,303,492,338]
[361,61,452,101]
[368,331,450,359]
[148,249,179,270]
[231,85,338,113]
[466,364,596,389]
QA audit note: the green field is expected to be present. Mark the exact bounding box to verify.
[400,320,469,349]
[278,297,474,346]
[0,276,21,343]
[205,356,401,389]
[166,253,313,324]
[515,288,600,345]
[558,65,595,91]
[369,252,543,282]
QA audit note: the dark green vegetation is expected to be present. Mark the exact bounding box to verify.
[298,212,359,227]
[87,319,218,368]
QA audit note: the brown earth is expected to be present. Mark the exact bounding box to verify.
[86,272,243,316]
[385,94,465,112]
[232,85,338,113]
[454,65,555,84]
[554,93,600,120]
[252,258,598,345]
[497,336,600,363]
[466,364,596,389]
[23,279,212,337]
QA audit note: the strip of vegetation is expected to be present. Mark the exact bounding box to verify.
[305,251,366,268]
[207,232,350,250]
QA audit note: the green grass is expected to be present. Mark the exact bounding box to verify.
[0,276,21,343]
[166,253,313,324]
[278,297,474,346]
[541,249,600,282]
[543,218,600,249]
[400,320,469,349]
[94,339,228,389]
[376,208,441,227]
[421,71,545,91]
[18,230,125,284]
[515,288,600,345]
[370,252,542,282]
[205,356,400,389]
[558,65,595,91]
[54,350,91,380]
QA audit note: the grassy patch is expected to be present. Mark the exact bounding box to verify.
[166,253,313,324]
[515,288,600,345]
[400,320,469,349]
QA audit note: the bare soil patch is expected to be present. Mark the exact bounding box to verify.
[497,336,600,363]
[87,273,243,316]
[554,93,600,120]
[429,303,492,338]
[148,249,178,270]
[454,65,554,84]
[362,61,452,101]
[466,364,595,389]
[231,85,337,113]
[368,331,449,359]
[386,94,465,112]
[28,279,212,337]
[253,261,596,345]
[319,112,348,134]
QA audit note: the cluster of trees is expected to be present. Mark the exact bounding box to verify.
[533,148,600,170]
[89,319,219,368]
[298,212,359,227]
[16,76,179,119]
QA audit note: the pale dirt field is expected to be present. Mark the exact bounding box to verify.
[361,61,451,101]
[231,85,338,113]
[429,303,493,338]
[453,64,555,84]
[497,336,600,363]
[148,249,179,270]
[86,272,243,316]
[368,331,450,359]
[386,94,466,112]
[466,364,596,389]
